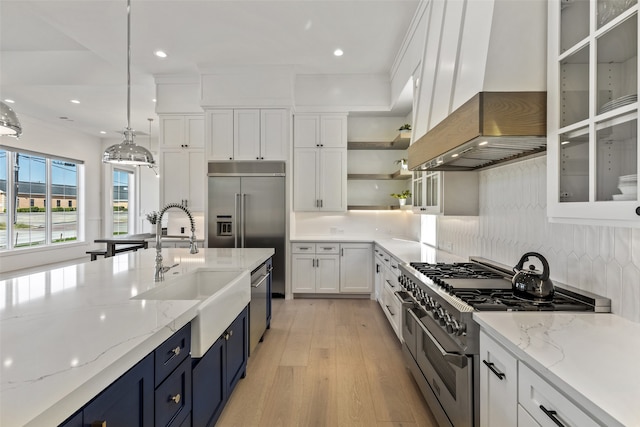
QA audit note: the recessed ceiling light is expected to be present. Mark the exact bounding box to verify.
[152,98,157,103]
[100,131,107,135]
[436,158,443,164]
[4,99,15,103]
[478,141,488,146]
[154,50,167,58]
[561,140,570,145]
[70,99,80,104]
[333,48,344,57]
[451,153,459,158]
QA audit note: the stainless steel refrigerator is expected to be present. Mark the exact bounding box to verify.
[207,161,285,297]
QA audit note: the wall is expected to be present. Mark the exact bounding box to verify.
[437,156,640,322]
[0,116,103,273]
[293,210,420,242]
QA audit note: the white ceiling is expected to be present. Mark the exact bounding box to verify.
[0,0,419,139]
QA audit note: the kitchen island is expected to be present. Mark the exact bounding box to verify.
[0,247,273,427]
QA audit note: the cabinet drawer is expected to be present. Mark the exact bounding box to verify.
[155,323,191,386]
[316,243,339,254]
[518,363,599,427]
[155,357,192,427]
[292,243,316,253]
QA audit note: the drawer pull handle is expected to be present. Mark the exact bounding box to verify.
[482,360,505,380]
[91,422,107,427]
[167,346,181,362]
[386,279,395,289]
[170,393,181,404]
[540,405,566,427]
[385,305,395,316]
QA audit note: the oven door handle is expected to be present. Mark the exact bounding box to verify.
[409,310,468,369]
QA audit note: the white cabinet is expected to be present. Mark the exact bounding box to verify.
[160,149,204,211]
[479,330,518,427]
[412,170,479,215]
[518,363,600,427]
[294,114,347,148]
[547,0,639,224]
[206,109,288,161]
[160,115,204,148]
[293,148,346,211]
[293,113,347,212]
[374,246,402,340]
[291,242,373,295]
[480,330,603,427]
[291,243,340,293]
[339,243,373,293]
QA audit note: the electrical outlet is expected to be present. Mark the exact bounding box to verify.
[180,227,185,234]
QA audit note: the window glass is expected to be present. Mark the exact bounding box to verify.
[51,160,78,243]
[0,150,7,250]
[13,153,46,248]
[113,169,131,235]
[0,148,82,251]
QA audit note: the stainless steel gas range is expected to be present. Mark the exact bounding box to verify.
[397,257,611,427]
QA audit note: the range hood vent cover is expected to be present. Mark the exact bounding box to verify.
[408,92,546,171]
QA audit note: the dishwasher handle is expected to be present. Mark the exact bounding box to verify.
[252,274,269,288]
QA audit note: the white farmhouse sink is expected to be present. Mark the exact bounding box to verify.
[133,269,251,357]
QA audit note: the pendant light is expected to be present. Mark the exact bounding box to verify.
[102,0,155,167]
[0,101,22,137]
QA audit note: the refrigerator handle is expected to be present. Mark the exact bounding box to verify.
[234,193,240,248]
[241,193,247,248]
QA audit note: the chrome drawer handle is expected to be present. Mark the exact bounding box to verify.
[91,422,107,427]
[482,360,505,380]
[540,405,566,427]
[170,393,181,404]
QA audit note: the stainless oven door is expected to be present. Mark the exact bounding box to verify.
[414,312,473,427]
[401,303,422,361]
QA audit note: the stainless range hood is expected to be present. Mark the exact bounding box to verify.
[408,92,546,171]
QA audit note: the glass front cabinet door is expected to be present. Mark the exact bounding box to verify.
[548,0,639,224]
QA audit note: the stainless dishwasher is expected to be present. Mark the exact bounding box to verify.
[249,261,270,355]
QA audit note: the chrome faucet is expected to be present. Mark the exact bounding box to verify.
[154,203,199,281]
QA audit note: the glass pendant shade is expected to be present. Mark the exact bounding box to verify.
[0,101,22,137]
[103,128,155,165]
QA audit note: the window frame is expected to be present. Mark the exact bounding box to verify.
[0,146,84,251]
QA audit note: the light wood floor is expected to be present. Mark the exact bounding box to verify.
[216,298,438,427]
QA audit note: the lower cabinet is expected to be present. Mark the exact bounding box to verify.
[291,242,373,294]
[480,330,603,427]
[192,306,248,427]
[61,323,192,427]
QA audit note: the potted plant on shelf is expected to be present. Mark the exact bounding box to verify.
[390,190,412,206]
[398,123,412,131]
[395,158,408,170]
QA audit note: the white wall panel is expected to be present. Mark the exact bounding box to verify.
[295,74,389,111]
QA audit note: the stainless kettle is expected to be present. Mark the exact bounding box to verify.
[512,252,554,300]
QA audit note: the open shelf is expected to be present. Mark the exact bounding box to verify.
[347,169,411,180]
[347,131,411,150]
[347,205,407,210]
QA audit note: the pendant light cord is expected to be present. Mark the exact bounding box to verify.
[126,0,131,133]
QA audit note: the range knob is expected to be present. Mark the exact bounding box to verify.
[439,310,448,326]
[446,318,459,334]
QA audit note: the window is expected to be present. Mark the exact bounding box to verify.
[112,169,132,235]
[68,200,72,208]
[0,147,82,250]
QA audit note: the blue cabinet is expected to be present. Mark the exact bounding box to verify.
[57,324,191,427]
[83,353,155,427]
[192,306,248,427]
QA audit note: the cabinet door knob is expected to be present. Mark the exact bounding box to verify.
[229,157,233,160]
[256,157,260,160]
[169,393,181,404]
[171,346,181,356]
[91,422,107,427]
[636,206,640,216]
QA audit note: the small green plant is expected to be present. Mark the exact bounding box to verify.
[394,158,408,167]
[398,123,411,131]
[390,190,412,199]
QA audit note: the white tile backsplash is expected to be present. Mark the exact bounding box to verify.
[437,156,640,322]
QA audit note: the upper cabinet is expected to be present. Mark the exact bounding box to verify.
[293,114,347,148]
[206,109,288,161]
[159,115,204,148]
[548,0,639,224]
[293,114,347,211]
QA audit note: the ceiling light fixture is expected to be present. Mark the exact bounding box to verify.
[4,99,15,104]
[334,48,344,57]
[0,101,22,137]
[103,0,155,167]
[478,141,489,146]
[70,99,80,104]
[154,50,167,58]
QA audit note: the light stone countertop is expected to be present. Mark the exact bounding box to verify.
[474,312,640,427]
[0,247,273,427]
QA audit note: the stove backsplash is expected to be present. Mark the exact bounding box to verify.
[437,156,640,322]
